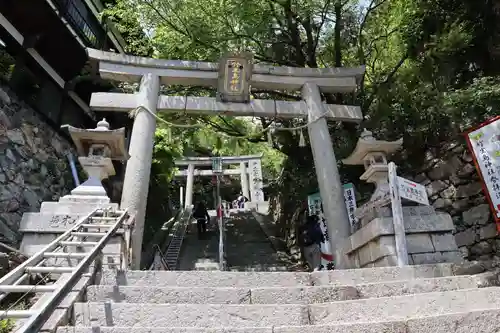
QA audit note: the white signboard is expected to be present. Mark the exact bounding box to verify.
[467,117,500,222]
[307,192,333,269]
[249,159,264,202]
[396,176,429,206]
[343,183,358,228]
[306,183,356,270]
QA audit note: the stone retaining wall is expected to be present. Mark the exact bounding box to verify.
[407,142,499,262]
[0,84,76,246]
[342,206,461,268]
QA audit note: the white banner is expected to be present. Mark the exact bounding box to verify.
[249,159,264,202]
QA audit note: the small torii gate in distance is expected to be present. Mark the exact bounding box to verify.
[174,154,263,208]
[86,48,365,269]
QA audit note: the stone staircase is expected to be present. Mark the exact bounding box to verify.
[56,263,500,332]
[176,213,220,271]
[225,211,293,271]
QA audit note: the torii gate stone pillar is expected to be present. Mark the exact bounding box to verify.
[302,82,350,269]
[240,162,250,199]
[185,163,195,208]
[120,73,160,269]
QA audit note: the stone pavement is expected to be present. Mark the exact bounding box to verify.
[177,213,220,271]
[225,211,294,271]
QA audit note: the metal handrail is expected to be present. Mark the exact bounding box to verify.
[218,206,226,271]
[151,244,170,270]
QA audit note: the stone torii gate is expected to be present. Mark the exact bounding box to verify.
[86,48,364,269]
[175,154,263,208]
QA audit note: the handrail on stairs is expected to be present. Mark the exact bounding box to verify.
[217,204,226,271]
[149,208,193,270]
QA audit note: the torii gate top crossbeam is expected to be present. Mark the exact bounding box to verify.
[87,48,364,79]
[86,48,365,93]
[175,154,262,166]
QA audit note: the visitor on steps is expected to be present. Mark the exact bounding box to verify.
[237,193,246,209]
[193,201,210,238]
[298,214,324,272]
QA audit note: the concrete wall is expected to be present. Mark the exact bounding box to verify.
[0,84,76,246]
[406,142,499,262]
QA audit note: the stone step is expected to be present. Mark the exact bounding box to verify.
[58,308,500,333]
[74,288,500,327]
[355,275,479,298]
[309,287,500,325]
[86,275,478,304]
[99,263,459,287]
[73,302,309,327]
[226,265,291,272]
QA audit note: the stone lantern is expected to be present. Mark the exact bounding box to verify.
[61,118,129,203]
[342,129,403,223]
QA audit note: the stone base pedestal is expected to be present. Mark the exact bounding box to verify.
[341,206,463,268]
[19,194,122,269]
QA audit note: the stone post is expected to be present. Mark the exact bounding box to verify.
[120,73,160,269]
[185,163,195,208]
[240,162,250,199]
[301,82,350,269]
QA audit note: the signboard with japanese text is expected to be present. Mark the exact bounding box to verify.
[307,192,333,269]
[307,184,356,270]
[343,183,358,229]
[248,159,264,202]
[397,176,429,206]
[212,157,222,174]
[217,53,253,103]
[465,116,500,230]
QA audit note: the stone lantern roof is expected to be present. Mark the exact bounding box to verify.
[342,129,403,166]
[66,118,130,161]
[60,119,129,201]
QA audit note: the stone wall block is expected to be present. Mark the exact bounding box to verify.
[463,204,491,226]
[431,233,458,252]
[454,228,477,247]
[449,174,468,186]
[428,156,462,180]
[458,246,469,258]
[479,223,499,240]
[457,163,476,177]
[433,198,452,210]
[440,185,456,199]
[405,234,435,254]
[414,173,428,183]
[456,183,483,198]
[462,151,473,163]
[411,251,462,265]
[426,180,447,197]
[471,241,493,256]
[452,199,471,212]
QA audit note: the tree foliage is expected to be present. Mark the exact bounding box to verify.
[104,0,500,243]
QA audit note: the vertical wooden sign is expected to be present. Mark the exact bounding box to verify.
[388,162,409,267]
